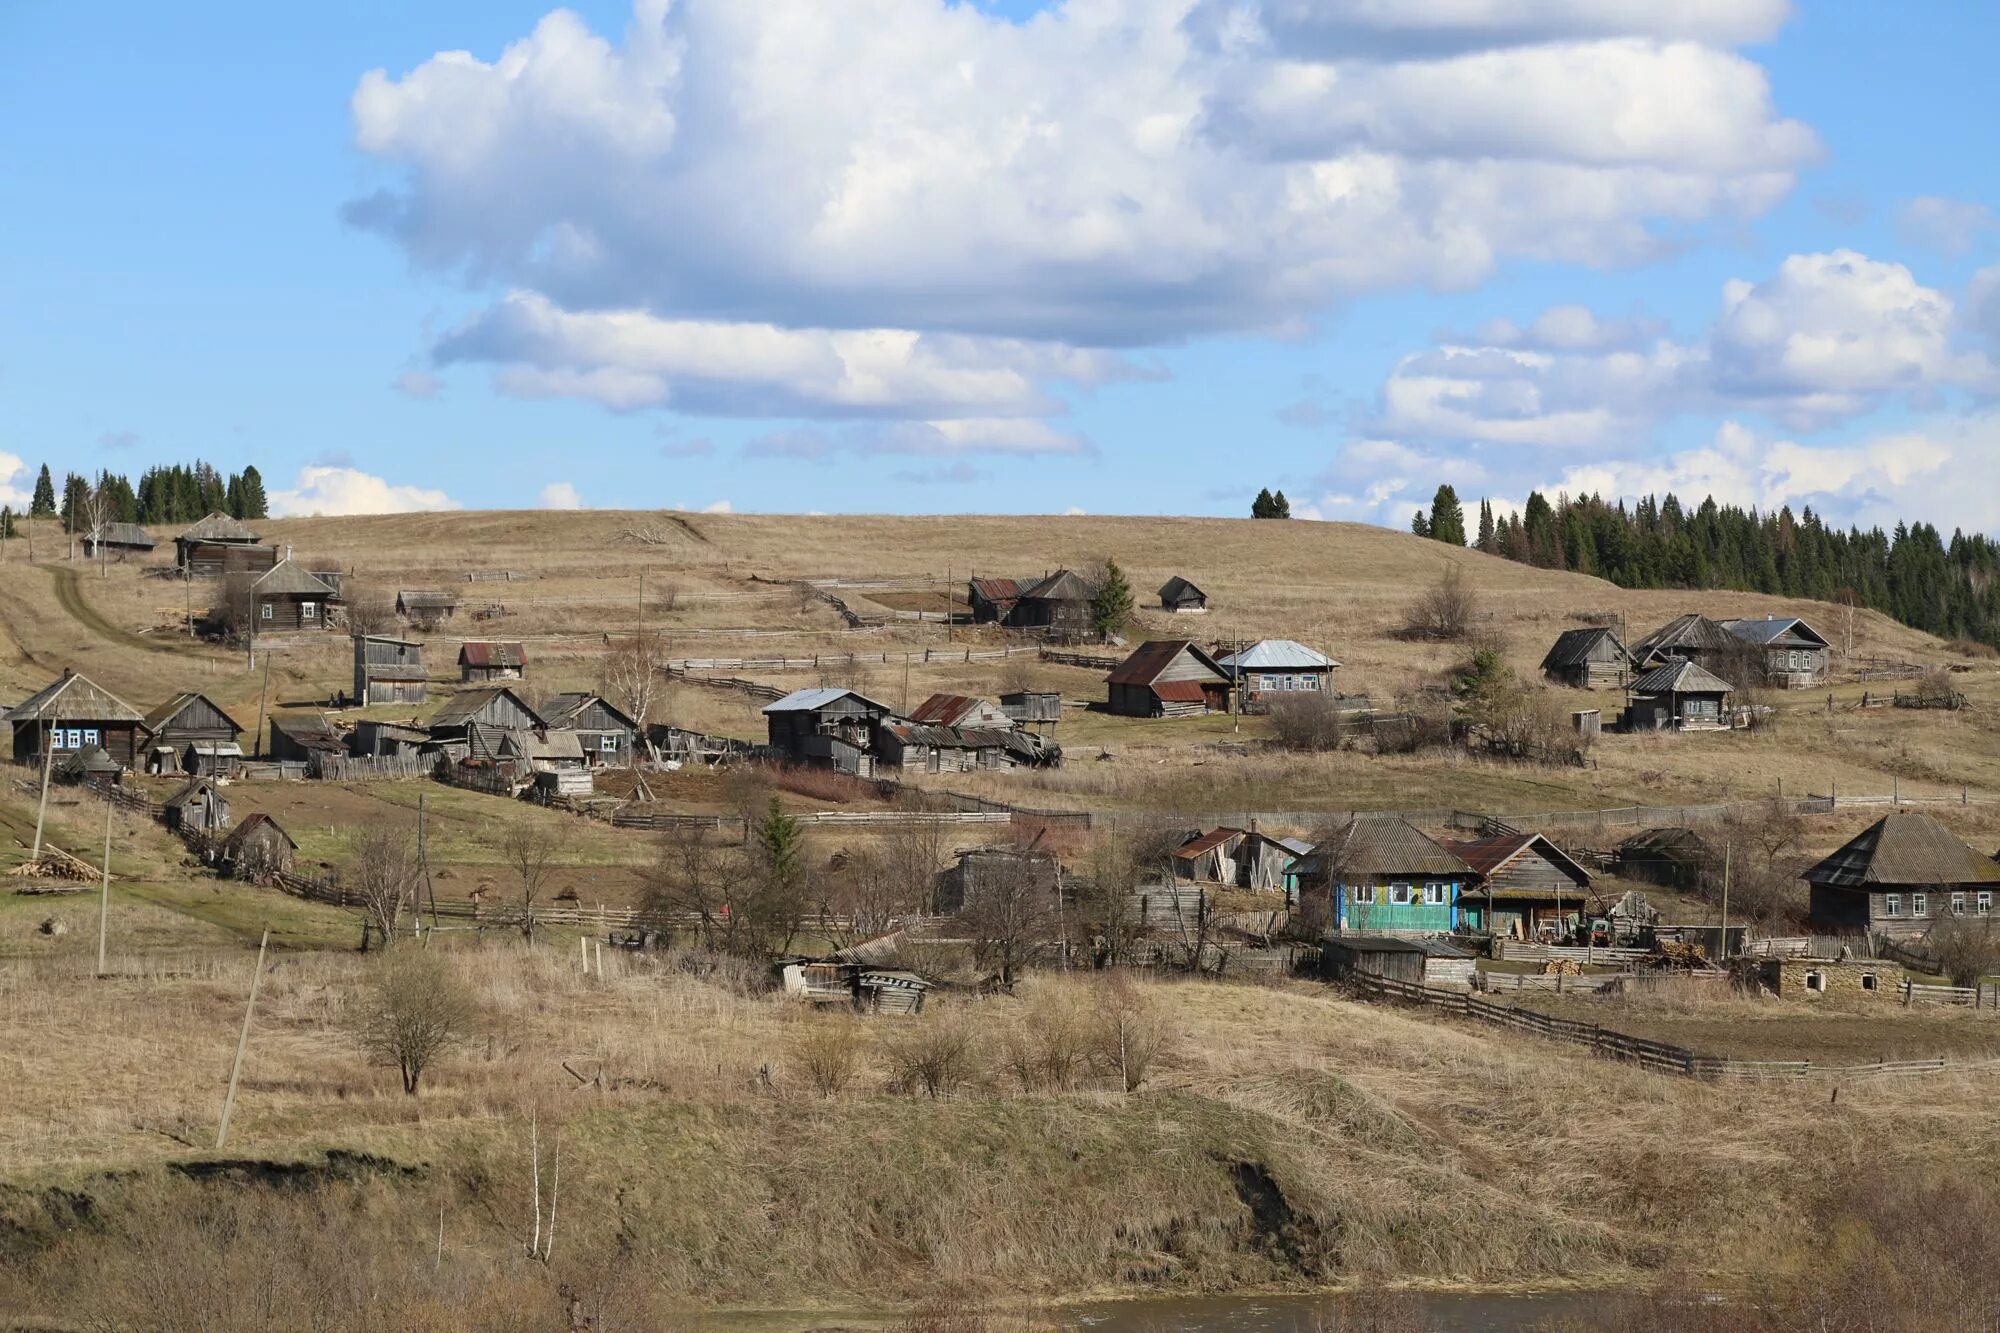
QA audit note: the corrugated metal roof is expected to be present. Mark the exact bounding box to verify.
[1106,640,1228,687]
[763,686,896,715]
[1630,659,1734,695]
[909,693,985,726]
[968,577,1025,602]
[1301,816,1471,879]
[1720,616,1828,648]
[458,641,527,668]
[2,670,144,724]
[1539,626,1628,671]
[1151,680,1215,703]
[177,512,259,542]
[1174,827,1247,859]
[1216,639,1338,671]
[1804,813,2000,889]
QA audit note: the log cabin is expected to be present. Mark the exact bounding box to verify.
[1539,626,1633,689]
[3,670,146,769]
[761,687,896,775]
[1105,640,1232,717]
[140,692,245,775]
[249,559,337,632]
[1720,615,1831,688]
[1444,832,1595,941]
[543,693,640,766]
[1625,659,1734,731]
[1804,812,2000,938]
[1293,816,1473,934]
[174,512,263,576]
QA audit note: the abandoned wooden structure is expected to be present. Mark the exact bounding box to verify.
[966,577,1027,624]
[1616,827,1717,890]
[999,690,1062,732]
[761,687,897,776]
[458,641,527,683]
[3,670,146,769]
[1444,832,1594,941]
[396,589,460,624]
[934,845,1063,914]
[430,687,544,742]
[266,713,344,764]
[140,692,245,775]
[1213,640,1338,705]
[82,522,157,559]
[352,635,427,706]
[1171,827,1310,892]
[1539,626,1633,689]
[1320,936,1478,988]
[1720,615,1830,688]
[350,720,431,759]
[872,722,1054,773]
[1157,576,1208,614]
[1630,613,1732,671]
[1625,659,1735,731]
[909,693,1015,730]
[174,512,263,576]
[1754,956,1892,1001]
[162,777,230,834]
[1011,569,1098,638]
[1804,812,2000,938]
[220,813,296,880]
[543,693,639,766]
[1105,640,1231,717]
[250,559,337,632]
[1293,816,1473,933]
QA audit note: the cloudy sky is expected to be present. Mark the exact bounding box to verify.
[6,1,1999,529]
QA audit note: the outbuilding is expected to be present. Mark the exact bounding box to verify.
[220,813,296,881]
[458,642,527,683]
[140,692,245,775]
[1105,640,1232,717]
[1539,626,1632,689]
[162,777,230,835]
[353,635,427,706]
[543,693,640,766]
[82,522,157,560]
[174,512,266,577]
[1157,576,1208,614]
[1445,832,1594,941]
[1320,936,1478,989]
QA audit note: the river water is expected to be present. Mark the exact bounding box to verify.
[1060,1290,1619,1331]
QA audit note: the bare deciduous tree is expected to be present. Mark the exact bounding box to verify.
[1092,975,1167,1093]
[82,484,112,579]
[1929,915,2000,989]
[822,845,922,950]
[642,821,743,950]
[960,845,1059,985]
[1078,821,1178,966]
[1403,563,1476,641]
[1267,691,1345,752]
[349,824,422,947]
[209,572,256,643]
[501,822,571,943]
[344,586,395,637]
[600,630,665,747]
[356,953,475,1095]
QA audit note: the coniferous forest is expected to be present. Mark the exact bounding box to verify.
[4,460,269,534]
[1409,482,2000,649]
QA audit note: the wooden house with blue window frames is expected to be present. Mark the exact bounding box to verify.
[1293,815,1473,933]
[3,670,147,769]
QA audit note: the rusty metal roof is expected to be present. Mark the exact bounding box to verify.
[1173,827,1247,859]
[458,641,527,669]
[1804,812,2000,889]
[1106,640,1228,688]
[909,693,985,726]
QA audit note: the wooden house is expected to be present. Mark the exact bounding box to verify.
[350,721,432,759]
[162,777,229,835]
[458,642,526,683]
[174,512,264,576]
[1626,659,1734,731]
[3,669,146,768]
[1616,827,1716,890]
[1010,569,1098,638]
[1293,816,1473,934]
[220,813,296,881]
[249,559,337,632]
[1804,812,2000,938]
[1539,626,1632,689]
[934,845,1062,914]
[1320,936,1477,988]
[1171,827,1308,892]
[1214,640,1338,704]
[543,693,639,766]
[761,687,896,776]
[1720,616,1830,688]
[1630,614,1731,671]
[967,577,1027,624]
[872,722,1053,774]
[266,713,344,764]
[429,687,545,742]
[396,589,460,625]
[999,690,1062,733]
[909,693,1014,730]
[82,522,156,560]
[1444,832,1594,941]
[499,727,587,773]
[140,692,245,775]
[1105,640,1231,717]
[1158,576,1208,614]
[353,635,427,706]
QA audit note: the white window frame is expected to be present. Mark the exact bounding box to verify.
[260,602,273,621]
[1422,882,1449,906]
[1980,892,1994,916]
[1912,892,1928,917]
[1387,881,1414,907]
[83,728,99,747]
[1952,892,1966,915]
[302,601,317,621]
[1349,884,1372,906]
[1884,893,1901,918]
[1302,674,1321,690]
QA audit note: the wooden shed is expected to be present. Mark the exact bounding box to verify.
[82,522,157,559]
[162,777,230,834]
[353,635,427,706]
[174,512,263,576]
[1626,659,1734,731]
[1539,626,1632,689]
[458,642,527,683]
[1804,812,2000,939]
[1171,827,1306,892]
[999,690,1062,732]
[934,845,1063,915]
[1616,827,1717,890]
[543,693,640,766]
[267,713,345,764]
[967,577,1027,624]
[1445,832,1594,942]
[250,559,337,632]
[1320,936,1477,989]
[396,589,459,625]
[140,692,244,775]
[909,693,1014,730]
[1010,569,1098,639]
[3,670,146,769]
[1158,576,1208,614]
[1105,640,1232,717]
[429,687,545,741]
[220,813,296,881]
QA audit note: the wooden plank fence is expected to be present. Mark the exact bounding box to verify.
[1479,971,1637,995]
[1491,941,1653,965]
[665,646,1039,673]
[1038,648,1124,670]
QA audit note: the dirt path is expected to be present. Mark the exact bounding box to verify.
[45,564,183,654]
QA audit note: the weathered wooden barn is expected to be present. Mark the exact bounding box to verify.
[1804,812,2000,938]
[934,845,1063,914]
[761,687,896,775]
[140,692,245,775]
[220,813,296,881]
[872,722,1054,773]
[999,690,1062,732]
[249,559,337,632]
[909,693,1015,730]
[1320,936,1478,988]
[1105,640,1232,717]
[1293,816,1473,934]
[82,522,157,559]
[1539,626,1633,689]
[174,512,264,576]
[967,577,1027,624]
[1616,827,1717,890]
[1631,614,1732,671]
[267,713,345,764]
[396,589,459,625]
[349,720,432,759]
[458,641,526,682]
[1009,569,1098,638]
[1444,832,1594,941]
[353,635,427,706]
[1214,640,1338,704]
[543,693,640,766]
[162,777,229,834]
[1157,576,1208,614]
[1625,659,1735,731]
[1171,827,1309,892]
[1720,616,1830,688]
[4,670,146,768]
[430,687,545,742]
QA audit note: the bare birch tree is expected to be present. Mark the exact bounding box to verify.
[501,823,571,943]
[600,630,665,760]
[349,824,422,947]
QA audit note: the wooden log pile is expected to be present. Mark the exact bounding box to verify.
[7,845,104,882]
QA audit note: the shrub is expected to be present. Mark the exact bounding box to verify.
[1090,977,1166,1093]
[355,954,476,1095]
[882,1013,981,1099]
[792,1017,865,1098]
[1267,691,1344,752]
[1401,563,1475,641]
[999,986,1091,1091]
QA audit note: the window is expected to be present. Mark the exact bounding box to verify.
[1980,892,1993,916]
[83,729,98,747]
[1423,882,1450,906]
[1884,894,1901,918]
[601,734,620,753]
[1805,970,1826,993]
[1388,882,1414,906]
[1912,893,1928,917]
[1953,892,1966,915]
[1302,674,1321,690]
[1349,885,1372,906]
[260,603,273,621]
[1860,973,1879,992]
[302,601,316,621]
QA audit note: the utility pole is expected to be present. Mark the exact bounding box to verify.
[253,652,271,760]
[216,928,270,1150]
[97,793,113,977]
[944,563,950,644]
[30,722,54,862]
[1718,844,1732,962]
[420,792,440,936]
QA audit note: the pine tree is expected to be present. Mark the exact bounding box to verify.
[1428,484,1466,546]
[0,506,13,540]
[59,473,89,533]
[1270,489,1290,519]
[30,465,55,517]
[1411,510,1431,538]
[1476,499,1495,552]
[1090,559,1135,640]
[1251,488,1275,519]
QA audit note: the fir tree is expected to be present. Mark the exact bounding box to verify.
[1428,484,1466,546]
[1251,487,1275,519]
[1475,499,1495,552]
[0,506,12,540]
[1270,489,1291,519]
[1090,559,1135,640]
[30,465,55,517]
[59,473,89,533]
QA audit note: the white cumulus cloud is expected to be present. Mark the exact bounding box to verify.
[538,481,583,508]
[268,466,462,517]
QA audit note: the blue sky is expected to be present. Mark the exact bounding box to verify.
[5,1,1999,530]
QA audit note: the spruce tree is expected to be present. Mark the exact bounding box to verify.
[1476,499,1495,551]
[238,465,268,519]
[30,465,55,517]
[1428,484,1466,546]
[1411,510,1432,538]
[1251,487,1275,519]
[1271,489,1291,519]
[1090,559,1135,640]
[0,506,12,540]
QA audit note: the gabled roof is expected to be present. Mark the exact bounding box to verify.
[879,722,1034,754]
[1018,568,1095,602]
[224,813,295,853]
[543,692,638,731]
[57,745,122,776]
[458,641,527,669]
[1617,827,1715,860]
[1632,613,1730,662]
[762,686,895,715]
[1540,626,1629,671]
[908,693,990,727]
[88,522,156,549]
[968,576,1026,603]
[430,687,544,729]
[141,691,245,736]
[1300,815,1471,879]
[1804,812,2000,889]
[1720,616,1829,649]
[163,776,222,810]
[1174,827,1248,859]
[1442,832,1592,888]
[177,512,259,543]
[1106,640,1229,688]
[397,589,459,610]
[1158,575,1205,602]
[1216,639,1339,671]
[2,670,143,724]
[268,712,344,752]
[1630,659,1734,695]
[252,559,338,598]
